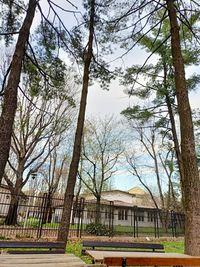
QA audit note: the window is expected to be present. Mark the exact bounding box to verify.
[118,209,128,221]
[137,211,144,222]
[87,210,94,219]
[105,208,114,220]
[147,212,155,222]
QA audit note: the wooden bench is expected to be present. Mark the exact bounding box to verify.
[82,240,164,255]
[104,255,200,266]
[0,240,66,254]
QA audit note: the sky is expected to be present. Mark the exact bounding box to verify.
[85,56,200,192]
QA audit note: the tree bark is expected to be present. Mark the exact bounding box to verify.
[167,0,200,255]
[57,0,95,243]
[95,195,101,225]
[5,179,23,225]
[163,59,185,208]
[0,0,37,184]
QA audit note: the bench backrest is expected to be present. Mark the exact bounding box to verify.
[0,241,65,254]
[82,241,164,252]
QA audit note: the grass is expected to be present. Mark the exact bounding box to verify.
[113,225,184,236]
[65,240,184,264]
[66,240,92,264]
[163,241,184,253]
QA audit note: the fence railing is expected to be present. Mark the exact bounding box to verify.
[0,191,185,240]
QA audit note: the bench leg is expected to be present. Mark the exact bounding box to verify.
[122,257,126,267]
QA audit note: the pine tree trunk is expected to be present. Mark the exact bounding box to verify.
[167,0,200,255]
[57,0,95,243]
[0,0,37,184]
[163,61,185,207]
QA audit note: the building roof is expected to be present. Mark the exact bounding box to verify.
[128,186,147,195]
[81,189,136,198]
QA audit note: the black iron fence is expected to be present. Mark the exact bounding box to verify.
[0,191,185,240]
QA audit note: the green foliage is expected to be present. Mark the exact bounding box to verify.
[26,217,40,228]
[121,106,153,123]
[163,241,184,253]
[0,235,10,240]
[0,0,24,45]
[85,223,113,236]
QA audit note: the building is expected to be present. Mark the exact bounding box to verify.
[80,187,161,228]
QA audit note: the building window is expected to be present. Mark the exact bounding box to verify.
[147,212,155,222]
[105,208,114,220]
[118,209,128,221]
[87,210,94,219]
[105,209,109,219]
[137,211,144,222]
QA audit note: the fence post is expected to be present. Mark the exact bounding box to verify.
[133,206,138,238]
[170,210,176,237]
[108,201,114,237]
[156,210,160,238]
[153,210,160,238]
[36,193,47,239]
[79,197,85,238]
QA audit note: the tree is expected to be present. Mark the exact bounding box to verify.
[167,0,200,255]
[0,0,37,184]
[39,143,68,224]
[3,78,76,225]
[124,118,180,232]
[57,0,114,242]
[0,0,79,185]
[78,116,124,223]
[57,0,96,243]
[121,11,200,208]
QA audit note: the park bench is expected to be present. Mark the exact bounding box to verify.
[0,240,65,254]
[82,240,164,255]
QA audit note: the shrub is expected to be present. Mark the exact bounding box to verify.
[85,223,113,236]
[26,217,40,228]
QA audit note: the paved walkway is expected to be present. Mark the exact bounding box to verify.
[0,253,87,267]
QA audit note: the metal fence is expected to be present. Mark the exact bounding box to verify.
[0,191,185,240]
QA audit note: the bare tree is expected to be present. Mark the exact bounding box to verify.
[39,141,68,224]
[125,119,180,231]
[4,81,76,225]
[78,116,124,223]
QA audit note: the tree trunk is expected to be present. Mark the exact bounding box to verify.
[165,93,185,207]
[167,0,200,255]
[0,0,37,184]
[163,60,185,207]
[5,179,22,225]
[95,195,101,225]
[43,193,53,224]
[57,0,95,243]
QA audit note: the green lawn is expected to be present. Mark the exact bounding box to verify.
[163,241,184,253]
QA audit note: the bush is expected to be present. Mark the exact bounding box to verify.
[85,223,113,236]
[26,217,40,228]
